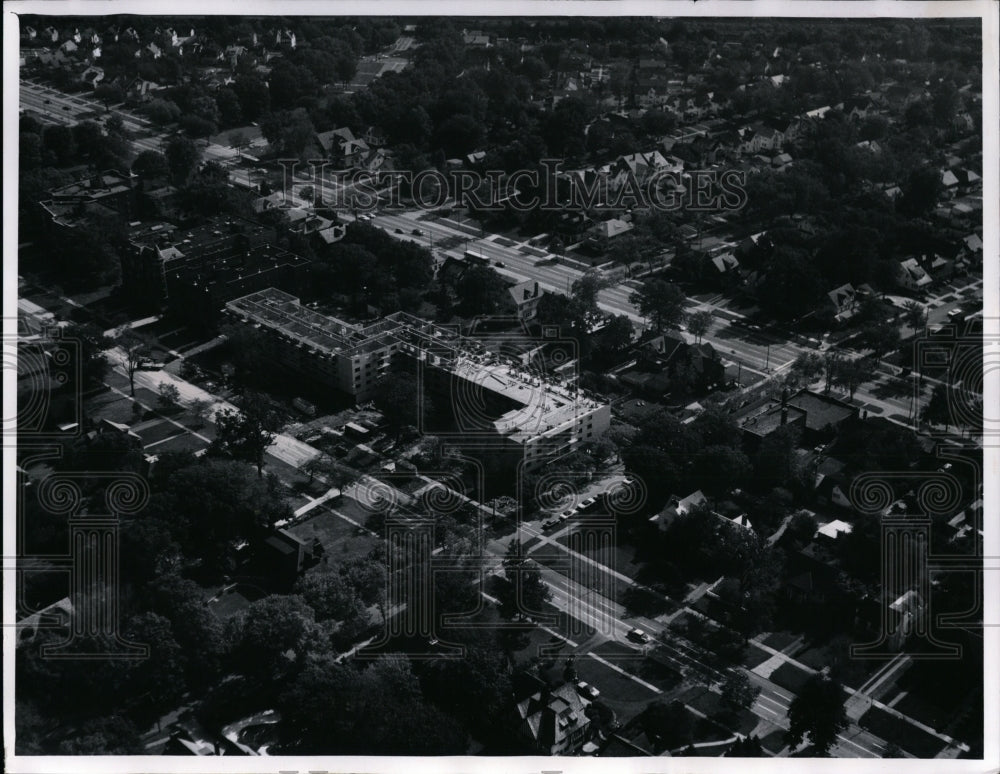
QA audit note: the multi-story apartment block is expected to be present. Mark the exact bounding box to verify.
[224,288,610,469]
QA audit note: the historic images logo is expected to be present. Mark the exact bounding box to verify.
[276,158,748,214]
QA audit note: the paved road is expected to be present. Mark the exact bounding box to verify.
[21,78,242,164]
[363,209,808,376]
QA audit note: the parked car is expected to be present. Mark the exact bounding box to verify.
[575,680,600,700]
[578,496,598,511]
[626,627,652,644]
[559,507,576,521]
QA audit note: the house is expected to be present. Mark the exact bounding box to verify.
[16,597,74,648]
[588,217,632,249]
[630,332,726,396]
[80,65,105,88]
[886,589,926,651]
[897,258,932,291]
[650,489,707,531]
[826,283,858,322]
[508,280,544,321]
[259,528,314,588]
[364,126,387,147]
[815,519,853,542]
[709,251,740,276]
[463,30,491,47]
[515,680,592,755]
[315,127,369,168]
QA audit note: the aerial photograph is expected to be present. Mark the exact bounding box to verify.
[9,9,992,764]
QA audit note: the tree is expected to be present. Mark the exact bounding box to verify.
[94,83,125,108]
[146,98,182,126]
[922,384,953,431]
[372,373,430,438]
[497,540,551,619]
[120,612,187,727]
[212,393,279,478]
[215,87,243,127]
[63,323,110,390]
[455,264,512,316]
[228,130,250,158]
[756,247,826,321]
[233,74,271,121]
[721,670,761,710]
[694,445,751,495]
[641,699,694,752]
[225,594,317,681]
[165,135,201,186]
[259,108,315,157]
[899,167,943,217]
[55,716,142,754]
[860,320,901,366]
[278,654,467,754]
[787,352,825,389]
[823,352,843,394]
[114,326,148,397]
[786,674,848,755]
[295,572,369,630]
[834,356,870,400]
[157,381,180,408]
[902,301,927,333]
[132,150,169,180]
[754,424,806,491]
[188,398,212,428]
[571,270,610,320]
[42,124,78,166]
[687,310,713,343]
[631,279,687,332]
[726,735,765,756]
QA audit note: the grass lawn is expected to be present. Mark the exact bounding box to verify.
[858,706,946,758]
[149,432,211,455]
[760,728,789,754]
[892,691,953,730]
[208,582,267,621]
[795,645,831,671]
[288,506,379,565]
[743,644,772,669]
[557,528,643,582]
[84,390,139,424]
[135,418,186,446]
[573,653,661,727]
[768,662,813,694]
[762,631,798,651]
[834,654,891,691]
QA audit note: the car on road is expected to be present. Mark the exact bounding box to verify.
[558,507,577,521]
[626,627,652,645]
[541,519,558,530]
[575,681,600,700]
[358,214,372,221]
[495,260,506,268]
[395,228,404,234]
[412,228,423,236]
[578,496,598,511]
